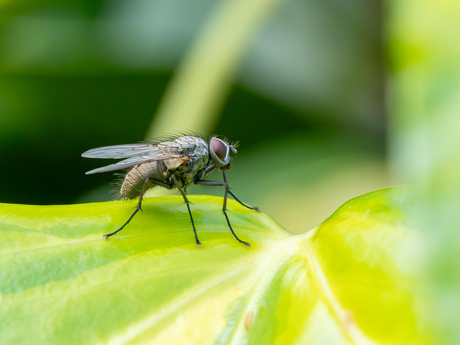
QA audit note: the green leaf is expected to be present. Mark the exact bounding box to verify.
[0,188,423,344]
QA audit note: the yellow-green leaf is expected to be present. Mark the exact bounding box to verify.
[0,188,423,344]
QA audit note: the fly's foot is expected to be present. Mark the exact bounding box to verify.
[196,241,202,246]
[240,240,251,247]
[102,232,117,240]
[251,206,260,212]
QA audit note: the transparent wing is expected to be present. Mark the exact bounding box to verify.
[82,142,186,174]
[85,153,185,174]
[82,143,161,159]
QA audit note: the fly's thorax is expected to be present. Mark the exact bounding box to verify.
[173,136,208,155]
[156,136,209,171]
[158,136,208,157]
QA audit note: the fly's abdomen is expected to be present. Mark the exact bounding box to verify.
[120,161,168,199]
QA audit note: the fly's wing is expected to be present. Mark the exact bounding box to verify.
[84,154,185,174]
[82,143,184,174]
[82,143,160,159]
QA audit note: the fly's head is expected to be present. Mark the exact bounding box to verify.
[209,137,238,170]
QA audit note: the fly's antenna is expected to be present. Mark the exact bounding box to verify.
[229,141,239,154]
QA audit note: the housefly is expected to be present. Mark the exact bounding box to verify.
[82,134,258,247]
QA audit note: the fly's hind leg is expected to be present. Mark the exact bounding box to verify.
[171,174,201,246]
[103,178,172,240]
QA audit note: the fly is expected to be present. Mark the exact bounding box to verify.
[82,135,258,247]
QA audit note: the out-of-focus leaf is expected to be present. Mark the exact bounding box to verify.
[0,188,423,344]
[389,1,460,343]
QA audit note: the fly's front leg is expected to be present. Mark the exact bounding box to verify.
[194,164,216,183]
[171,174,201,246]
[195,172,251,247]
[196,167,258,211]
[221,171,251,247]
[103,178,172,240]
[227,191,259,212]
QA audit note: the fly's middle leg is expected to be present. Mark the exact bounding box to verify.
[103,178,172,240]
[171,174,201,246]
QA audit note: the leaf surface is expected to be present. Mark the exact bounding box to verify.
[0,188,423,344]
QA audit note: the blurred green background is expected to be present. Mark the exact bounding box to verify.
[1,0,460,343]
[0,0,388,234]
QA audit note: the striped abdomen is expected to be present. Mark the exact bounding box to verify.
[120,161,168,199]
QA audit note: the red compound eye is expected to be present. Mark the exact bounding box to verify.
[211,138,228,160]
